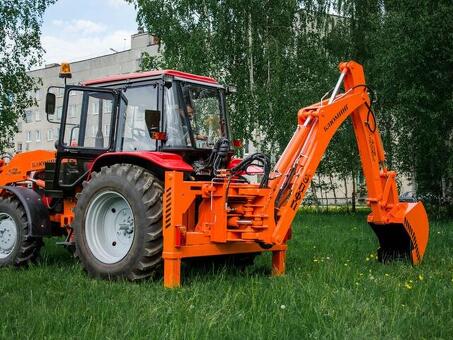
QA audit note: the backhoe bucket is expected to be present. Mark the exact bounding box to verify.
[369,202,429,265]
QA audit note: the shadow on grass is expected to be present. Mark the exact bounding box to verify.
[35,237,271,287]
[179,255,272,287]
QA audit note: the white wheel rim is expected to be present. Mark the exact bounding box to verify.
[0,213,17,259]
[85,191,135,264]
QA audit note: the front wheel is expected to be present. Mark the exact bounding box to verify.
[0,197,42,267]
[73,164,163,281]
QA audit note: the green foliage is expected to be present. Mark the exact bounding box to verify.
[333,0,453,212]
[0,212,452,338]
[0,0,55,151]
[131,0,453,213]
[132,0,338,154]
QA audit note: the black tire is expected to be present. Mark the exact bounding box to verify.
[0,197,42,267]
[73,164,163,281]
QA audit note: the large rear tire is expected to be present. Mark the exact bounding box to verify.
[73,164,163,281]
[0,197,42,267]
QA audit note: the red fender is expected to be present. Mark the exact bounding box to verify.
[90,151,193,173]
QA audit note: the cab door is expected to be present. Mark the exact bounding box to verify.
[51,86,126,191]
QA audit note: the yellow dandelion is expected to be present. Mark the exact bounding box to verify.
[418,274,424,281]
[404,283,412,289]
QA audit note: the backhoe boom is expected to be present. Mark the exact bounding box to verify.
[161,61,429,287]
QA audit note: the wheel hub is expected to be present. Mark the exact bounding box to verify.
[85,191,135,264]
[0,213,17,258]
[115,208,134,244]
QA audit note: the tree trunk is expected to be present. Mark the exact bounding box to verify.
[248,12,254,95]
[319,175,324,207]
[343,177,349,212]
[329,173,337,205]
[352,170,356,212]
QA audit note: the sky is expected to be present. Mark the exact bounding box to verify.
[40,0,138,65]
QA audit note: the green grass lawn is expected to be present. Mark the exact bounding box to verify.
[1,210,452,339]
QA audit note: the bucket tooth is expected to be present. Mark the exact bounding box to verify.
[369,202,429,265]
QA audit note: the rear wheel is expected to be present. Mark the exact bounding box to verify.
[0,197,42,267]
[73,164,163,281]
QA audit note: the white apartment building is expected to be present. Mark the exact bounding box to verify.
[15,32,160,152]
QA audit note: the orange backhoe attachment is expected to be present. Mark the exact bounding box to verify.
[0,150,55,187]
[162,61,429,287]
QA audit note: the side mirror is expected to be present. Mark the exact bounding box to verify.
[145,109,161,132]
[45,93,56,115]
[145,109,167,141]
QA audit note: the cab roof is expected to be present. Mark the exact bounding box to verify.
[83,69,219,86]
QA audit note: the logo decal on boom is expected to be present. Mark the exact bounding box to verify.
[324,104,348,132]
[290,174,311,210]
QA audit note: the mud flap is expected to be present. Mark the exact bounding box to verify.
[369,202,429,265]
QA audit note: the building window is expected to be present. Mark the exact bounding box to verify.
[47,129,54,141]
[69,104,78,118]
[25,110,33,123]
[55,127,60,140]
[91,102,99,115]
[35,89,41,101]
[104,100,112,114]
[136,111,144,121]
[17,143,23,152]
[17,121,23,132]
[26,131,32,142]
[36,130,41,142]
[35,111,41,121]
[56,106,63,120]
[104,124,110,137]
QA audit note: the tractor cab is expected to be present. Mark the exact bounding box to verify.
[45,66,233,195]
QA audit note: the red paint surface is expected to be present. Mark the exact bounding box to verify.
[91,151,193,172]
[83,70,219,86]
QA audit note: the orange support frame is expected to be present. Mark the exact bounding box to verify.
[162,61,429,287]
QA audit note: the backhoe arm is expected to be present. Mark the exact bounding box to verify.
[160,61,429,288]
[270,61,429,264]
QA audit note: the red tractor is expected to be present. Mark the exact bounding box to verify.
[0,62,429,287]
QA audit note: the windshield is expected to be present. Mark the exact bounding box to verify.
[164,82,225,149]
